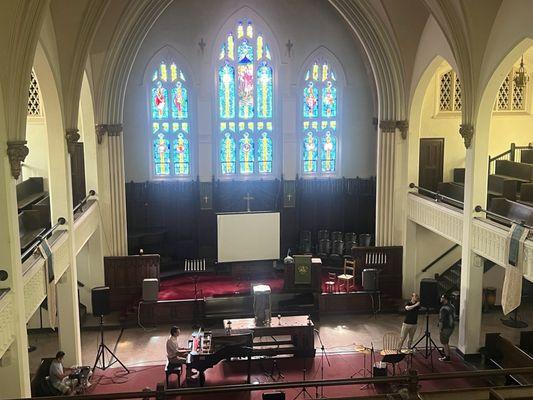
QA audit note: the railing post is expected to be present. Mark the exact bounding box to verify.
[156,382,165,400]
[407,369,419,399]
[510,143,516,161]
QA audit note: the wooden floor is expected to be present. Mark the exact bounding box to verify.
[27,303,533,373]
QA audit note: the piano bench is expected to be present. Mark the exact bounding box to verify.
[165,360,182,388]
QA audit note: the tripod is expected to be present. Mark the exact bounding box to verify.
[292,359,313,400]
[360,343,376,390]
[93,315,129,373]
[314,329,330,398]
[412,310,442,371]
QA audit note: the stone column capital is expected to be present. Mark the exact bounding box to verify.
[396,120,409,140]
[95,124,123,144]
[379,120,397,134]
[65,128,80,155]
[459,124,474,148]
[7,141,29,179]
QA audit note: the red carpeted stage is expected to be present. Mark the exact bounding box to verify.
[87,352,486,399]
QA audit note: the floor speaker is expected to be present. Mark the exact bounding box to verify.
[142,278,159,302]
[420,278,440,310]
[92,286,110,316]
[373,361,387,377]
[362,268,378,291]
[263,392,285,400]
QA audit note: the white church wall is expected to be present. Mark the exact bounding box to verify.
[23,120,49,185]
[123,0,376,182]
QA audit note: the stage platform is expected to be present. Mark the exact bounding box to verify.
[138,271,391,325]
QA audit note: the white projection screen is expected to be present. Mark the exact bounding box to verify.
[217,212,280,262]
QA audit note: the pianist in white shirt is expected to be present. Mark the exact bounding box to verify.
[166,326,193,379]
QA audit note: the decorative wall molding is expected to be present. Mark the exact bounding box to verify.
[396,120,408,139]
[459,123,474,148]
[379,120,397,133]
[95,123,123,144]
[407,193,463,244]
[0,291,15,359]
[65,128,80,155]
[7,140,30,179]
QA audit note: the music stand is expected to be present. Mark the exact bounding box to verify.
[292,358,313,400]
[501,308,528,328]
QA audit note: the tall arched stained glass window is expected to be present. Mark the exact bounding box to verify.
[301,61,338,175]
[150,61,191,177]
[217,19,274,177]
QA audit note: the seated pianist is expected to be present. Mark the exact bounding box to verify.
[49,351,79,395]
[166,326,195,380]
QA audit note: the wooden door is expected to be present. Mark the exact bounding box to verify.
[419,138,444,192]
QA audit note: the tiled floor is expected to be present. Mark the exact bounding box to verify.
[27,303,532,373]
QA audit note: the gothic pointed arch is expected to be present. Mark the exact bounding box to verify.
[143,46,195,178]
[298,47,346,177]
[212,7,280,178]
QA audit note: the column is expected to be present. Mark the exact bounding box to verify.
[95,124,127,256]
[375,120,398,246]
[46,125,82,366]
[0,141,31,398]
[458,124,487,355]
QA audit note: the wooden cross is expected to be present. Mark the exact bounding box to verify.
[243,192,254,212]
[198,38,206,54]
[286,39,293,57]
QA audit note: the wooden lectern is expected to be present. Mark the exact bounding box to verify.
[284,255,322,292]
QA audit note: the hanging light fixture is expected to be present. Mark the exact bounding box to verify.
[514,56,529,88]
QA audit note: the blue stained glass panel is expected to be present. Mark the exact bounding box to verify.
[320,131,337,173]
[153,134,170,176]
[239,133,254,174]
[219,64,235,119]
[152,82,168,119]
[220,132,236,174]
[173,133,190,175]
[257,132,272,173]
[321,81,337,118]
[257,63,272,118]
[171,82,188,119]
[303,81,318,118]
[302,132,318,173]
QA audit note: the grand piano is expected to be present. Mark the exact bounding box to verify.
[186,330,253,387]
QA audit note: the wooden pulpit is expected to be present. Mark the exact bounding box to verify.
[284,255,322,292]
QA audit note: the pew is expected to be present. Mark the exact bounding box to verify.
[494,160,533,187]
[519,183,533,207]
[488,175,518,201]
[488,198,533,227]
[520,331,533,356]
[489,386,533,399]
[453,167,465,183]
[485,332,533,385]
[19,210,48,252]
[16,177,47,211]
[419,386,533,400]
[521,148,533,164]
[437,182,464,207]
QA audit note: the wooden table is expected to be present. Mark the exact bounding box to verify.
[223,315,316,357]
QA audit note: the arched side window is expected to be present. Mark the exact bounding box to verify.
[217,19,274,177]
[150,61,191,177]
[301,60,338,175]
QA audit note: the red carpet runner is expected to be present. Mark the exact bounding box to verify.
[87,352,485,399]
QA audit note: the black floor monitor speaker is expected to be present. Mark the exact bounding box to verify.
[92,286,110,316]
[263,392,285,400]
[420,278,439,310]
[362,268,378,291]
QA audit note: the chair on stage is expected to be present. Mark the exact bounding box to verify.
[380,332,405,376]
[165,359,182,388]
[299,230,312,254]
[324,272,337,293]
[317,238,331,260]
[337,258,356,292]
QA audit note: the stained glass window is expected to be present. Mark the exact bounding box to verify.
[301,61,338,175]
[217,19,274,176]
[150,61,191,177]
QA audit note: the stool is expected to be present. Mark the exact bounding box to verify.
[165,360,182,388]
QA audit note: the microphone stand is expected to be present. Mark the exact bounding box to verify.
[360,342,375,390]
[314,329,330,399]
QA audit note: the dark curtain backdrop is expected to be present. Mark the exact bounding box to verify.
[126,178,376,267]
